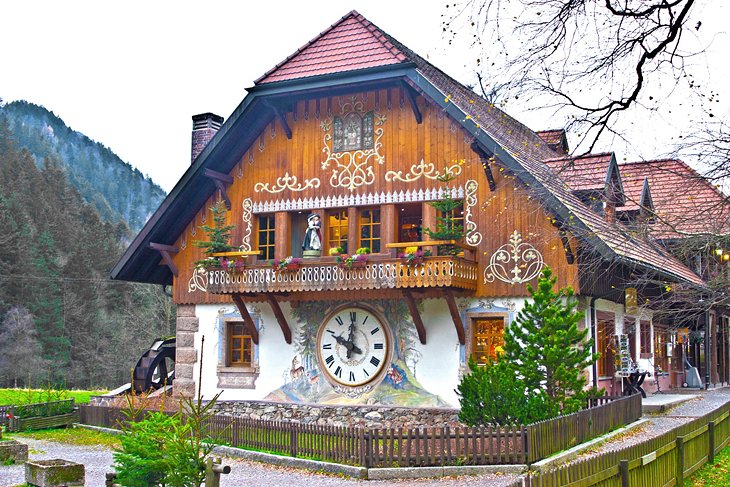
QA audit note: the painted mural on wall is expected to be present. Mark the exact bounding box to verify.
[264,300,448,406]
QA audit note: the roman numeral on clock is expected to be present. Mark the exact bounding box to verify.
[374,343,383,350]
[370,327,380,335]
[349,371,355,382]
[363,368,370,377]
[335,316,344,326]
[322,343,332,349]
[370,356,380,367]
[334,366,342,378]
[325,355,334,367]
[350,311,357,322]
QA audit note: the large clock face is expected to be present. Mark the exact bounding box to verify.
[316,306,391,387]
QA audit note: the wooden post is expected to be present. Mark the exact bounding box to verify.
[709,420,716,464]
[347,206,358,255]
[205,457,231,487]
[381,204,396,256]
[290,427,299,458]
[274,211,290,260]
[676,436,685,485]
[422,202,437,256]
[619,459,629,487]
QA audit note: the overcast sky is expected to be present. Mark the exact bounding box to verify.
[3,1,728,192]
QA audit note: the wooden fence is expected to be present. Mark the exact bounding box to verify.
[525,395,643,464]
[527,398,730,486]
[79,395,639,468]
[2,399,77,432]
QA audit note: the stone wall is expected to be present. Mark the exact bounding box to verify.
[174,304,199,399]
[211,400,462,428]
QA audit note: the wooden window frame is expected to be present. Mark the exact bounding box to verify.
[358,207,381,253]
[596,311,615,379]
[326,209,349,253]
[640,320,651,356]
[257,214,276,261]
[653,325,670,373]
[466,312,507,366]
[227,321,253,368]
[218,318,259,389]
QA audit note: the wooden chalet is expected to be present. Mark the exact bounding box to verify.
[112,11,710,406]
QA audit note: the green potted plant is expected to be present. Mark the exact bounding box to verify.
[193,200,236,270]
[399,246,431,266]
[424,170,464,256]
[272,256,301,272]
[328,246,345,256]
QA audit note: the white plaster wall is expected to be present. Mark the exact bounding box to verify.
[194,302,294,401]
[412,299,461,406]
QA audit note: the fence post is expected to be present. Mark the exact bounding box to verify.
[290,427,298,458]
[708,421,715,464]
[364,431,372,468]
[676,436,685,485]
[524,425,531,466]
[619,459,629,487]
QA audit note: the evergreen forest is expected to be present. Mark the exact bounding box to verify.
[1,100,165,232]
[0,103,175,390]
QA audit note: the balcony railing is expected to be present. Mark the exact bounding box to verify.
[205,256,478,294]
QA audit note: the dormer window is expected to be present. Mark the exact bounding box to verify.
[333,111,374,152]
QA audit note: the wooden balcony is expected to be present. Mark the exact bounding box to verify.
[205,255,478,295]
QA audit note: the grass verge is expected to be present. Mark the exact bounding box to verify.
[0,388,107,406]
[10,427,120,448]
[685,444,730,486]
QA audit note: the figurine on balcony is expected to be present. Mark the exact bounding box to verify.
[302,213,322,258]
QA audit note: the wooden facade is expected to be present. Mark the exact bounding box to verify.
[172,87,578,305]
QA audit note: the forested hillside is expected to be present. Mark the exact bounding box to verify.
[0,117,175,389]
[0,100,165,232]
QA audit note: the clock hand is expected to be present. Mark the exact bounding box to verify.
[350,343,363,355]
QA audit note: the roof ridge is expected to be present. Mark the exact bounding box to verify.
[254,10,407,85]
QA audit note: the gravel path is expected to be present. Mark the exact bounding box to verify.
[0,438,518,487]
[2,389,729,486]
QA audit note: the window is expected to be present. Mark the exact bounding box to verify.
[228,321,253,367]
[597,314,615,378]
[359,208,381,253]
[398,204,423,243]
[439,202,464,237]
[257,215,275,260]
[470,317,505,366]
[327,210,349,253]
[640,321,651,355]
[654,327,670,373]
[333,111,374,152]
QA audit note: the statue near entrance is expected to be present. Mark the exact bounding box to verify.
[302,214,322,258]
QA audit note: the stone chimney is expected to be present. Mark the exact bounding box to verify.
[191,113,224,163]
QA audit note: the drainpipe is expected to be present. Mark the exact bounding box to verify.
[705,309,711,390]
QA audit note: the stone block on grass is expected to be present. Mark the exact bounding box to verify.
[25,459,85,486]
[0,439,29,462]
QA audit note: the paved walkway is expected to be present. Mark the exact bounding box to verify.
[1,388,729,486]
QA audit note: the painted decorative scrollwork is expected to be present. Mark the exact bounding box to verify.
[484,230,545,285]
[320,95,386,192]
[464,179,482,246]
[241,198,253,251]
[254,172,321,194]
[384,159,463,183]
[188,267,208,293]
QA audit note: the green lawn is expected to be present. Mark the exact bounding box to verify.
[0,388,107,406]
[685,444,730,486]
[9,426,120,448]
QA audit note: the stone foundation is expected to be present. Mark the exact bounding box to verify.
[211,400,462,428]
[174,304,198,399]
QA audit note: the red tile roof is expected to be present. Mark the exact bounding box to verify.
[619,159,730,239]
[544,153,614,192]
[536,129,569,154]
[256,11,408,84]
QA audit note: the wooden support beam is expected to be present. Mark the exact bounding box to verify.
[444,290,466,345]
[471,142,496,192]
[149,242,179,277]
[266,103,292,139]
[402,84,422,124]
[559,229,575,265]
[204,169,234,210]
[231,294,259,344]
[265,293,292,344]
[403,291,427,344]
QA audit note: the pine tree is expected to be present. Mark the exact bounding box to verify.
[504,267,597,415]
[194,200,235,255]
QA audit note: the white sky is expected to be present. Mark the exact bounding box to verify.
[2,1,728,192]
